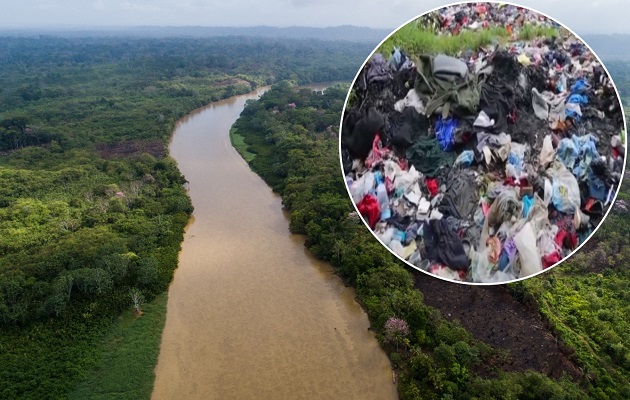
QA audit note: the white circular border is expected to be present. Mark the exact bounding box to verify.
[337,0,629,286]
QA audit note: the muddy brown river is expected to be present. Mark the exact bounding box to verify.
[151,85,397,400]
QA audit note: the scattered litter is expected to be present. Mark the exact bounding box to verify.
[341,2,625,283]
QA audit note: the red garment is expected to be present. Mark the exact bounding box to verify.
[365,134,391,168]
[555,229,577,250]
[357,194,380,228]
[613,147,620,158]
[542,252,561,269]
[425,178,439,197]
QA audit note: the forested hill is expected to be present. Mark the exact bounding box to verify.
[0,25,391,43]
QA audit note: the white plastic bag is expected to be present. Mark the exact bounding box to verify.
[549,161,580,213]
[514,222,543,278]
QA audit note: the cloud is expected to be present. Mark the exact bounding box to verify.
[2,0,628,34]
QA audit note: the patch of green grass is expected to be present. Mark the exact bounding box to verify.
[379,24,509,56]
[230,127,256,162]
[379,20,559,57]
[519,23,558,41]
[69,293,169,400]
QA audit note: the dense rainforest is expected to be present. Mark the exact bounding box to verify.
[1,31,629,399]
[0,35,373,399]
[232,83,630,399]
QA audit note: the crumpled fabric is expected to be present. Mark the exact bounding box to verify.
[567,93,588,105]
[425,178,439,197]
[440,170,480,220]
[555,228,577,250]
[556,138,579,170]
[486,236,502,263]
[365,135,393,169]
[415,54,483,117]
[478,81,515,134]
[572,134,599,179]
[406,136,455,177]
[342,107,384,159]
[425,219,470,271]
[532,88,566,122]
[570,78,590,94]
[357,194,380,228]
[435,116,459,151]
[565,102,582,122]
[394,89,425,114]
[433,54,469,81]
[522,195,534,218]
[476,131,511,152]
[387,107,430,148]
[454,150,475,167]
[487,188,522,228]
[588,167,608,202]
[506,142,527,179]
[542,252,561,268]
[363,53,393,87]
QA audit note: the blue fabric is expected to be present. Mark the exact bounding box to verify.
[567,94,589,105]
[507,149,524,176]
[522,195,534,218]
[435,116,458,152]
[570,78,589,94]
[374,171,383,185]
[572,135,599,180]
[389,48,402,70]
[588,170,608,201]
[498,250,510,271]
[454,150,474,167]
[392,230,406,243]
[566,109,582,122]
[557,138,578,169]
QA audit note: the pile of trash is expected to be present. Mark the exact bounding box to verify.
[341,3,625,283]
[420,3,560,35]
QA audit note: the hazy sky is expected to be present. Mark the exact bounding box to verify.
[2,0,628,34]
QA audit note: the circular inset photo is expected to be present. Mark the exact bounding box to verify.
[340,2,626,284]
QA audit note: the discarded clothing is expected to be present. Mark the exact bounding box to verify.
[435,116,458,151]
[406,136,455,177]
[341,2,625,283]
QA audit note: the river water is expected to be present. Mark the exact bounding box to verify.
[152,85,397,399]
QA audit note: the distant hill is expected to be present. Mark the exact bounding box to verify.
[582,34,630,60]
[0,25,392,44]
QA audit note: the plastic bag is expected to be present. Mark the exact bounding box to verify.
[514,222,543,278]
[506,142,527,179]
[350,171,375,204]
[470,248,516,283]
[539,135,555,167]
[549,161,580,213]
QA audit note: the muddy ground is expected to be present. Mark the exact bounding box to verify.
[413,272,583,381]
[96,140,166,159]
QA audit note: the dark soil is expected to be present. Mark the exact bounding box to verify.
[96,140,166,159]
[413,271,583,381]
